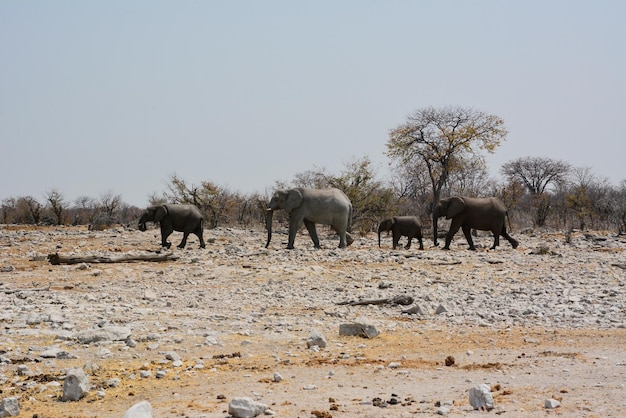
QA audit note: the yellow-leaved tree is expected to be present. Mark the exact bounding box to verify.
[386,106,507,245]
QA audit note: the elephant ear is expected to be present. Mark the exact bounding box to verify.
[285,189,304,212]
[153,205,168,222]
[391,217,398,225]
[446,197,465,219]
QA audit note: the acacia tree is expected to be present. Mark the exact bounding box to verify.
[501,156,570,227]
[387,106,507,245]
[45,189,67,225]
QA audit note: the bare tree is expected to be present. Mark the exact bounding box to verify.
[89,191,122,229]
[45,189,67,225]
[501,157,571,195]
[1,197,16,224]
[501,157,571,227]
[98,192,122,220]
[73,196,96,225]
[609,180,626,234]
[15,196,42,224]
[387,106,508,245]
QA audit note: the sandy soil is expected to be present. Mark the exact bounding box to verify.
[0,225,625,418]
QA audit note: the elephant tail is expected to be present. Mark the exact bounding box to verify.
[265,209,273,248]
[505,210,513,234]
[348,203,353,233]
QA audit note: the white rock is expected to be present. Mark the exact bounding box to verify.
[62,368,89,401]
[468,383,494,410]
[74,326,131,344]
[306,330,327,349]
[0,397,19,417]
[123,400,152,418]
[545,398,561,409]
[228,397,268,418]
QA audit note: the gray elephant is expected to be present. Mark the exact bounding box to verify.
[265,187,354,249]
[138,204,205,249]
[433,196,518,250]
[378,216,424,250]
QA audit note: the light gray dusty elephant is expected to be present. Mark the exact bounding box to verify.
[138,204,205,249]
[433,196,518,250]
[378,216,424,250]
[265,187,354,249]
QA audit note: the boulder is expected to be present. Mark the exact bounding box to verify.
[62,368,89,401]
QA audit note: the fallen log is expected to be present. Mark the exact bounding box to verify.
[47,252,179,265]
[2,285,51,294]
[336,294,414,306]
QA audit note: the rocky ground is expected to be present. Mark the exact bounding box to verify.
[0,224,625,418]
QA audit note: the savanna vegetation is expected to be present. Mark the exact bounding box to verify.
[3,106,625,235]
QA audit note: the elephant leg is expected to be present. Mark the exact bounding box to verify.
[462,225,476,250]
[417,236,424,250]
[177,232,190,249]
[303,219,321,249]
[160,226,173,249]
[404,236,412,250]
[443,222,461,250]
[287,217,302,249]
[501,228,519,249]
[392,232,401,249]
[345,231,354,247]
[489,230,500,250]
[195,229,206,249]
[191,224,205,249]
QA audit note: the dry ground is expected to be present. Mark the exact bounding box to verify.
[0,225,625,418]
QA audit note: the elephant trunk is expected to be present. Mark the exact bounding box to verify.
[265,209,273,248]
[377,226,383,248]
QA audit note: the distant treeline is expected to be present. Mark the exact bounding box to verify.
[2,156,625,234]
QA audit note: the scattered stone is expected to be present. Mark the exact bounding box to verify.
[273,372,283,382]
[0,397,19,417]
[402,304,427,315]
[468,383,494,411]
[17,365,32,376]
[306,330,327,349]
[437,406,450,415]
[105,378,121,388]
[444,355,455,366]
[123,400,152,418]
[143,289,157,301]
[62,368,89,401]
[165,351,181,362]
[545,398,561,409]
[228,397,268,418]
[74,326,132,344]
[339,318,380,338]
[435,305,448,315]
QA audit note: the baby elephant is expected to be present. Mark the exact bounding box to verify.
[378,216,424,250]
[138,204,205,249]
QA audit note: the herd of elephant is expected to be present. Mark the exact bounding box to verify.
[138,187,519,251]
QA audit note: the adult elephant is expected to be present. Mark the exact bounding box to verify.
[378,216,424,250]
[138,204,205,249]
[433,196,518,250]
[265,187,354,249]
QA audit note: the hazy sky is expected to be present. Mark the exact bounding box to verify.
[2,1,624,207]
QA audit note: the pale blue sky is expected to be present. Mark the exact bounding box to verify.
[1,1,624,206]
